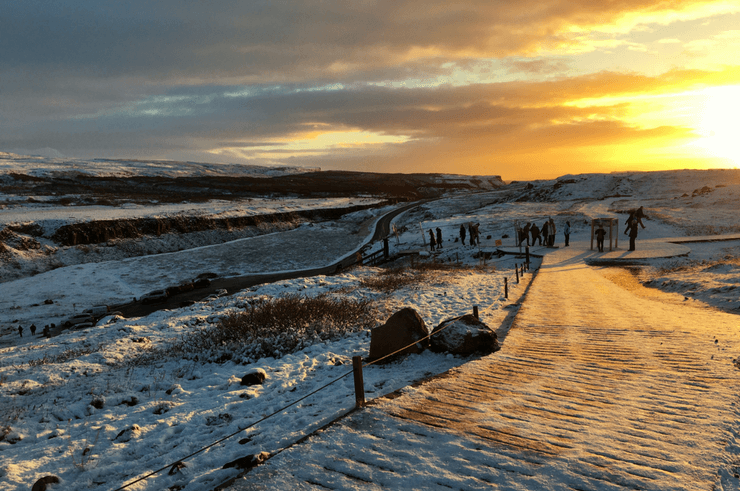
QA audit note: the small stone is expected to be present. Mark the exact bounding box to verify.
[241,368,267,386]
[31,475,60,491]
[168,462,186,475]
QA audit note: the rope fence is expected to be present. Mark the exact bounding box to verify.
[111,309,476,490]
[112,257,538,490]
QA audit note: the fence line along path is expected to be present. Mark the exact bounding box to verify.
[227,245,740,490]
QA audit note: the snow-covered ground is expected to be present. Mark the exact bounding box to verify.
[1,158,740,491]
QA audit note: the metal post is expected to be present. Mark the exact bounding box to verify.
[383,238,389,259]
[591,219,595,251]
[515,264,519,283]
[525,246,530,267]
[504,277,508,299]
[610,218,615,251]
[352,356,365,408]
[614,218,619,249]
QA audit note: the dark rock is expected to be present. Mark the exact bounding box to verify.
[90,397,105,409]
[205,413,233,426]
[368,308,429,362]
[241,369,267,386]
[1,427,22,444]
[113,424,141,442]
[223,451,270,470]
[168,461,186,475]
[119,396,138,407]
[31,475,60,491]
[430,314,500,355]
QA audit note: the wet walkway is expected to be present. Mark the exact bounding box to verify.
[227,245,740,490]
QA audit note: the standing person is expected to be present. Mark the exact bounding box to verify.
[628,219,639,251]
[468,223,475,247]
[436,227,443,249]
[459,224,466,245]
[18,325,23,338]
[548,217,556,247]
[523,223,531,246]
[541,221,549,247]
[595,223,607,252]
[624,214,634,235]
[30,324,37,336]
[428,229,436,251]
[563,221,571,247]
[625,207,647,235]
[530,222,540,246]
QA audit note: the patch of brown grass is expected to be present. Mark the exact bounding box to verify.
[166,293,378,362]
[361,262,491,293]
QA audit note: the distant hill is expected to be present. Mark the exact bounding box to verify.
[0,153,504,201]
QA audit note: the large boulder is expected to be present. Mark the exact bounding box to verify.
[368,308,429,362]
[430,314,500,355]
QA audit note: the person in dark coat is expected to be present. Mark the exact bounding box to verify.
[595,223,607,252]
[436,227,443,249]
[429,229,436,251]
[541,221,549,246]
[30,324,37,336]
[563,221,571,247]
[628,219,639,251]
[459,224,466,245]
[18,325,23,337]
[625,206,647,234]
[530,223,540,246]
[468,223,475,247]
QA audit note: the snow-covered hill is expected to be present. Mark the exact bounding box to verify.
[1,159,739,491]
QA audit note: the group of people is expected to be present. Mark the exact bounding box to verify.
[594,206,647,252]
[459,222,480,247]
[428,222,482,251]
[430,207,646,254]
[519,217,569,248]
[428,227,443,251]
[18,323,52,338]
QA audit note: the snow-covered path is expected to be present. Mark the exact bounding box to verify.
[229,244,740,490]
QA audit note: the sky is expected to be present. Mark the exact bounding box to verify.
[2,0,740,180]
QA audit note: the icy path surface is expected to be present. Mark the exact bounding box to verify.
[230,245,740,490]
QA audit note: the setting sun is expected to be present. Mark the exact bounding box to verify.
[693,85,740,167]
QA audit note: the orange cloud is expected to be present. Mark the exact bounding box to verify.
[218,66,740,179]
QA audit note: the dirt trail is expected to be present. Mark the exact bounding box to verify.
[231,245,740,490]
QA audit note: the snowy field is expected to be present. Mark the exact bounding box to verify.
[1,158,740,491]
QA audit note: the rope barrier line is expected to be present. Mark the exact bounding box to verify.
[111,266,518,490]
[111,369,354,491]
[111,317,469,490]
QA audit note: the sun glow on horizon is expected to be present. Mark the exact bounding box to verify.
[691,85,740,167]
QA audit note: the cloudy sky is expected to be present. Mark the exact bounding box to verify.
[3,1,740,180]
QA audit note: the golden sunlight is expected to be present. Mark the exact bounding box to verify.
[692,85,740,167]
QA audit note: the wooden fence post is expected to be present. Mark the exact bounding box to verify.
[504,277,508,299]
[515,264,519,283]
[473,305,479,319]
[353,356,365,408]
